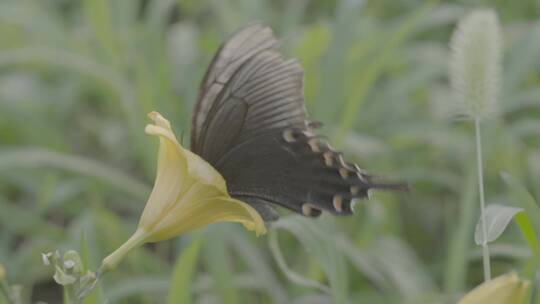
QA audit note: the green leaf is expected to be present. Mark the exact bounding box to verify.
[501,172,540,233]
[474,204,523,245]
[0,148,150,201]
[514,213,540,277]
[515,213,540,257]
[444,166,477,293]
[167,237,203,304]
[204,227,238,304]
[500,172,540,304]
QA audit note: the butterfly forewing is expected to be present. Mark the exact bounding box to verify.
[191,24,281,154]
[200,50,307,165]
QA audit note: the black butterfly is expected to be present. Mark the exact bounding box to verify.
[190,24,405,221]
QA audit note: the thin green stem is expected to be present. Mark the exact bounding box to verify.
[63,284,78,304]
[475,117,491,281]
[100,228,149,274]
[69,229,149,302]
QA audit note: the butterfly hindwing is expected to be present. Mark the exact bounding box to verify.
[215,129,380,219]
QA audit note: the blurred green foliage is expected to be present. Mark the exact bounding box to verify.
[1,0,540,303]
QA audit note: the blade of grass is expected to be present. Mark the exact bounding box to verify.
[80,232,100,304]
[501,172,540,232]
[0,198,63,239]
[203,227,238,304]
[270,216,348,303]
[230,233,288,304]
[444,166,477,293]
[501,172,540,304]
[334,2,434,145]
[514,213,539,276]
[0,148,150,200]
[167,236,203,304]
[313,0,363,122]
[82,0,119,61]
[475,118,491,281]
[0,47,137,125]
[268,227,330,294]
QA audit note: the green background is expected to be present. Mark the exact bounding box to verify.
[1,0,540,303]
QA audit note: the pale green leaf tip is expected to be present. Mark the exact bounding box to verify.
[450,9,502,120]
[474,204,523,245]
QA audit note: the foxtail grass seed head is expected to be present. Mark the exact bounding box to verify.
[100,112,266,272]
[458,272,529,304]
[450,9,502,120]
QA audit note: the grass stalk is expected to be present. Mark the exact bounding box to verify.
[474,117,491,281]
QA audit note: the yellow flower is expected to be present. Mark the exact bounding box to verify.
[100,112,265,272]
[458,272,529,304]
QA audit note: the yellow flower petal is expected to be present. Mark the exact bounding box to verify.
[458,272,530,304]
[139,111,265,238]
[100,111,266,272]
[147,196,266,242]
[144,111,226,191]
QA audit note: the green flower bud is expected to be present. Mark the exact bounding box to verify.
[63,250,84,275]
[53,265,76,286]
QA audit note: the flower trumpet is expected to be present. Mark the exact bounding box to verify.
[100,112,266,272]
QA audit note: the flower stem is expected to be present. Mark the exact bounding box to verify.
[63,284,77,304]
[475,117,491,281]
[99,228,148,275]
